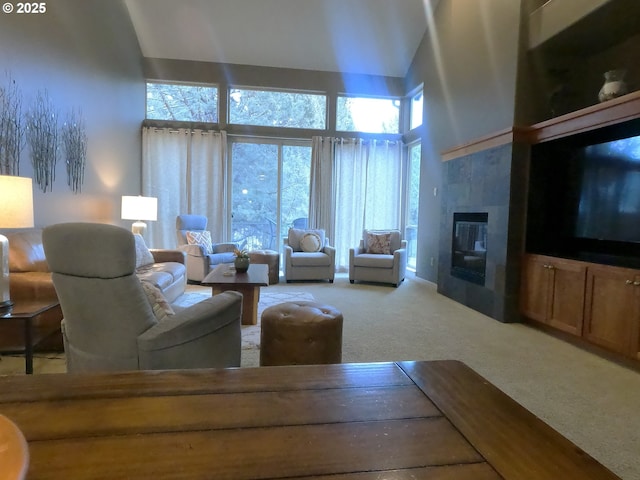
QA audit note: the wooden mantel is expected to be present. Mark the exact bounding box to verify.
[442,90,640,162]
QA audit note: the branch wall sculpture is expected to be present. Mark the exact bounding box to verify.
[26,90,58,192]
[0,74,25,175]
[61,109,87,193]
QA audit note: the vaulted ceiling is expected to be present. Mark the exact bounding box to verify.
[124,0,438,78]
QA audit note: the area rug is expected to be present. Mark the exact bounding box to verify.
[173,290,315,350]
[0,290,316,376]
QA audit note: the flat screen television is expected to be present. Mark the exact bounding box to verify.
[527,118,640,268]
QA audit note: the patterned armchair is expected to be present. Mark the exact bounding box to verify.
[349,229,407,287]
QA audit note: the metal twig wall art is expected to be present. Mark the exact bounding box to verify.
[61,109,87,193]
[0,73,25,175]
[26,90,58,192]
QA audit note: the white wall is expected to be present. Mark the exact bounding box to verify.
[405,0,523,282]
[0,1,145,228]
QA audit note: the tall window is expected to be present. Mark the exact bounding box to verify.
[146,82,218,122]
[406,142,421,270]
[336,95,400,134]
[229,88,326,129]
[410,88,423,130]
[230,139,312,252]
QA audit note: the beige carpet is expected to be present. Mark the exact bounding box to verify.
[1,273,639,479]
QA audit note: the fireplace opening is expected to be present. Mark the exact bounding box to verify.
[451,212,488,285]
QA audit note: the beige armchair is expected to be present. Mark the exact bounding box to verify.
[43,222,242,372]
[284,228,335,283]
[176,214,237,282]
[349,229,407,287]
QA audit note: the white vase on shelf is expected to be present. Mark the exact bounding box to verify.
[598,69,628,103]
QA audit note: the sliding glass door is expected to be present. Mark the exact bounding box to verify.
[230,139,311,253]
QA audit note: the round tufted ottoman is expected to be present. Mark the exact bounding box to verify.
[260,301,343,366]
[248,249,280,284]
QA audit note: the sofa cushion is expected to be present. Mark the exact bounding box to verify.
[186,230,213,254]
[353,253,395,268]
[300,232,322,252]
[140,280,174,322]
[288,228,325,252]
[136,262,185,290]
[366,232,391,254]
[133,234,155,268]
[7,229,49,272]
[290,252,331,266]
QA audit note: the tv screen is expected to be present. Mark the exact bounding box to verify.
[574,135,640,244]
[527,118,640,267]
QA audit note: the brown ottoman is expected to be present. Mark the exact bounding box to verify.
[248,249,280,284]
[260,301,343,366]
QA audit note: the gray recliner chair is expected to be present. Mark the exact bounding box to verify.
[43,222,243,373]
[349,229,407,287]
[176,214,237,282]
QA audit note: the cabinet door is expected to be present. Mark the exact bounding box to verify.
[520,255,552,323]
[546,258,586,336]
[584,265,640,357]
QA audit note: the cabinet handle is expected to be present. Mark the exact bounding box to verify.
[626,280,634,285]
[634,281,640,286]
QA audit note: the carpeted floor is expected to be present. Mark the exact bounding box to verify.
[1,273,639,479]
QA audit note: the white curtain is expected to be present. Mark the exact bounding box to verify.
[309,136,336,241]
[313,138,402,271]
[142,127,227,248]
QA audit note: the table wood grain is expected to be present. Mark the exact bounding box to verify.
[201,264,269,325]
[0,361,621,479]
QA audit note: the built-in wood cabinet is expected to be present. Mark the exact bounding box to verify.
[583,264,640,359]
[521,254,640,359]
[520,254,586,336]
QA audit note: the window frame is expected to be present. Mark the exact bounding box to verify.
[409,85,424,131]
[145,80,220,123]
[335,93,402,134]
[227,85,328,130]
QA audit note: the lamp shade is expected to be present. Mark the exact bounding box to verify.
[0,175,34,228]
[121,196,157,221]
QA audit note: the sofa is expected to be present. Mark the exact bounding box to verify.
[0,228,187,351]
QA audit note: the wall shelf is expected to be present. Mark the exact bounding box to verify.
[525,89,640,143]
[441,89,640,161]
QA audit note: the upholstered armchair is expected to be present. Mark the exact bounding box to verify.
[284,228,335,283]
[43,222,243,372]
[349,229,407,287]
[176,214,237,282]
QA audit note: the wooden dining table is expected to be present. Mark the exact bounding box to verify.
[0,360,620,479]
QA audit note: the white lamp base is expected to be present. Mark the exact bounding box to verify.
[131,221,147,236]
[0,234,13,313]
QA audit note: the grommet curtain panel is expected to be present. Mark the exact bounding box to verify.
[142,127,228,249]
[311,137,402,271]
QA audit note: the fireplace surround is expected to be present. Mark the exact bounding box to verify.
[437,139,528,323]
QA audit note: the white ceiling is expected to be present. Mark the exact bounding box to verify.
[124,0,437,78]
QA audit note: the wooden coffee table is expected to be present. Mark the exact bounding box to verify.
[201,263,269,325]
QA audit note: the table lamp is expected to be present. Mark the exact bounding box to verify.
[0,175,34,313]
[121,195,157,236]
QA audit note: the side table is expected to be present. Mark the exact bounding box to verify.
[0,300,61,374]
